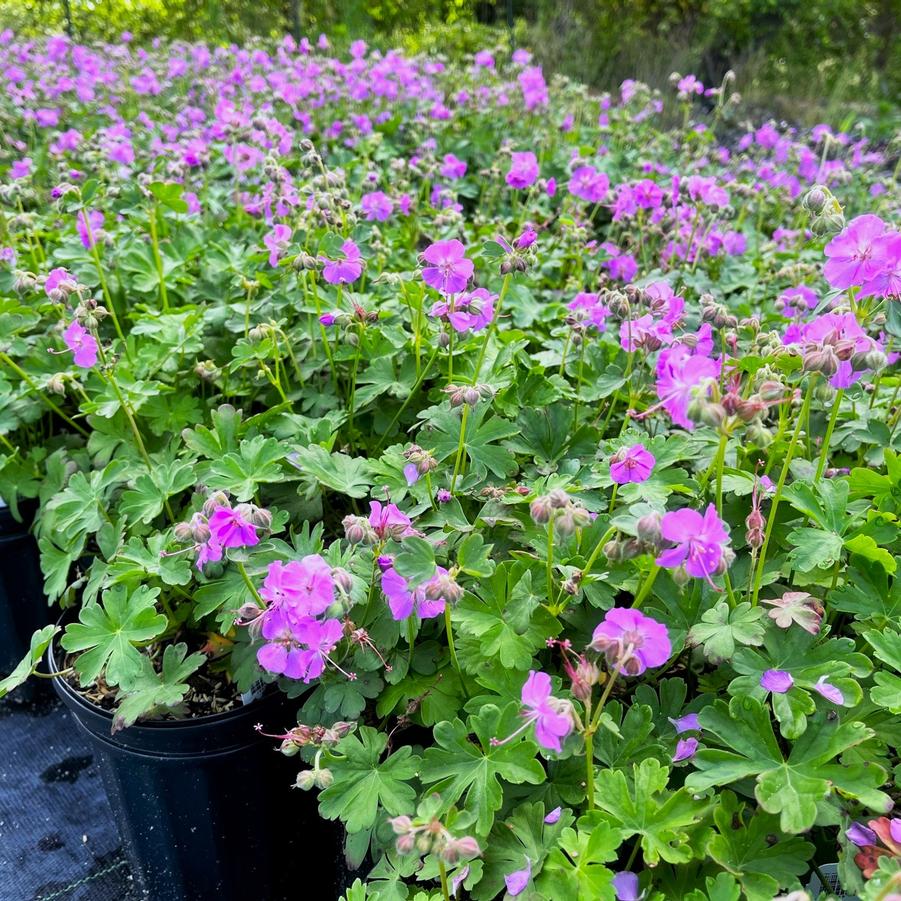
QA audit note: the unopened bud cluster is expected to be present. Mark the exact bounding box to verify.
[801,184,845,237]
[388,814,482,864]
[530,488,592,537]
[444,382,494,408]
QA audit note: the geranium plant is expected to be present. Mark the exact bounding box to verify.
[1,30,900,901]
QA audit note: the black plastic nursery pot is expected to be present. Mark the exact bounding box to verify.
[49,638,343,901]
[0,499,52,682]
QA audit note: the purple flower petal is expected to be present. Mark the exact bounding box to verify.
[612,871,641,901]
[672,737,699,762]
[544,806,562,824]
[760,669,793,693]
[504,858,531,896]
[812,676,844,705]
[668,713,701,734]
[846,822,878,847]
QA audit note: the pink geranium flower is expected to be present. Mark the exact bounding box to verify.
[519,670,573,752]
[63,320,98,368]
[207,506,259,549]
[45,267,77,299]
[321,239,363,285]
[652,346,719,430]
[505,858,531,896]
[361,191,393,222]
[381,566,447,620]
[263,224,292,267]
[257,611,342,682]
[260,557,334,621]
[506,151,539,189]
[656,504,730,581]
[430,287,495,333]
[569,166,609,203]
[440,153,467,180]
[420,239,474,295]
[760,669,793,693]
[823,214,887,289]
[368,500,413,540]
[568,292,610,332]
[589,608,671,675]
[610,445,655,484]
[859,232,901,299]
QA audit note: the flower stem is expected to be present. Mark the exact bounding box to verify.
[815,388,843,481]
[449,404,470,495]
[751,376,815,606]
[406,617,416,668]
[82,213,129,354]
[713,430,728,519]
[584,726,595,811]
[437,860,451,901]
[551,525,616,615]
[584,669,620,810]
[546,521,555,601]
[471,273,512,384]
[608,483,618,515]
[238,561,265,609]
[631,564,661,609]
[105,370,174,518]
[444,605,468,698]
[0,352,89,438]
[308,273,339,386]
[148,205,169,313]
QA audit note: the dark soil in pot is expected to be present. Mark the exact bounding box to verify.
[48,636,345,901]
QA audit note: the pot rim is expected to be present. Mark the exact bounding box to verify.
[47,616,271,733]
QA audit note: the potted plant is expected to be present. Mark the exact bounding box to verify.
[1,28,900,901]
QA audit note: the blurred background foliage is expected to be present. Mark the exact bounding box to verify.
[1,0,899,126]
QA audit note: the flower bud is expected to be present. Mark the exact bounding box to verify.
[294,770,317,790]
[342,514,369,544]
[570,505,592,530]
[554,508,578,537]
[389,815,413,835]
[313,767,334,789]
[746,421,772,448]
[173,521,194,542]
[672,566,690,587]
[833,338,856,362]
[604,539,626,562]
[425,572,464,605]
[195,360,219,381]
[530,495,553,524]
[737,395,767,422]
[722,391,741,416]
[757,380,784,402]
[547,488,570,509]
[202,491,230,516]
[395,833,416,854]
[248,505,272,531]
[746,528,764,550]
[462,386,481,406]
[332,567,353,594]
[47,373,66,395]
[442,835,481,863]
[802,186,827,214]
[699,401,726,430]
[569,657,600,701]
[803,346,839,377]
[416,833,433,854]
[636,512,663,546]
